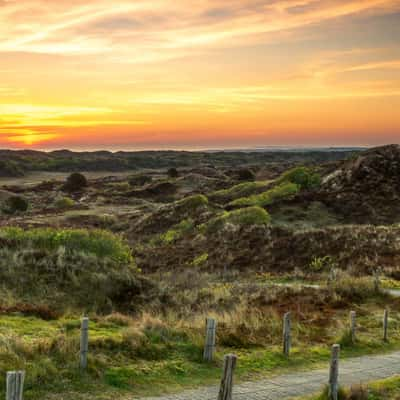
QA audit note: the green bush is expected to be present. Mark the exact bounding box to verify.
[2,195,28,214]
[204,206,270,232]
[167,167,179,178]
[176,194,208,210]
[210,181,269,203]
[309,256,337,272]
[191,253,208,267]
[54,196,75,209]
[278,166,321,189]
[160,219,194,244]
[62,172,88,192]
[229,182,300,208]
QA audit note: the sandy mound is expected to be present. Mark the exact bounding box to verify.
[321,144,400,223]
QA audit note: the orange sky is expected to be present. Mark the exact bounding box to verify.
[1,0,400,150]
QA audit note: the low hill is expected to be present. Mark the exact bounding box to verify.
[321,144,400,223]
[0,148,357,176]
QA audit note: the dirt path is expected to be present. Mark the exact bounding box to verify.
[139,351,400,400]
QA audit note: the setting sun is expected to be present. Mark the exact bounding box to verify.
[1,0,399,149]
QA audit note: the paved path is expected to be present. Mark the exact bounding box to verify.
[140,351,400,400]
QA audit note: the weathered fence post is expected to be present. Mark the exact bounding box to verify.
[6,371,25,400]
[350,311,356,343]
[374,269,380,291]
[203,317,217,362]
[218,354,237,400]
[329,344,340,400]
[283,312,291,356]
[383,309,389,342]
[80,317,89,370]
[328,268,337,285]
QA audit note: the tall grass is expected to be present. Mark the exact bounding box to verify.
[0,227,133,263]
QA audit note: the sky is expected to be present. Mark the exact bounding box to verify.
[0,0,400,150]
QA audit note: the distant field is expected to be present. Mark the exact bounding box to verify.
[0,170,138,187]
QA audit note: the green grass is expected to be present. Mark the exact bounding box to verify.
[210,181,270,203]
[304,376,400,400]
[160,219,194,244]
[175,194,209,210]
[0,227,133,263]
[3,301,400,400]
[229,182,300,208]
[202,206,270,232]
[277,166,321,189]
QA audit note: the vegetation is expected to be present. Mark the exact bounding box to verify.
[167,167,179,178]
[203,206,271,232]
[210,181,270,203]
[0,149,354,176]
[1,275,399,400]
[160,219,194,244]
[0,227,133,262]
[54,196,75,209]
[0,146,398,400]
[176,194,209,210]
[308,376,400,400]
[278,166,321,189]
[229,182,300,208]
[0,228,139,311]
[129,174,152,187]
[2,195,29,214]
[62,172,88,192]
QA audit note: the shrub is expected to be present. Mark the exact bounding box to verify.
[2,196,28,214]
[236,168,255,181]
[62,172,87,192]
[229,182,300,208]
[0,227,132,263]
[204,206,270,232]
[167,168,179,178]
[191,253,208,267]
[210,181,269,203]
[160,219,194,244]
[54,196,75,209]
[309,256,337,272]
[176,194,208,210]
[278,166,321,189]
[315,385,347,400]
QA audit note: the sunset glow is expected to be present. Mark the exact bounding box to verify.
[1,0,399,149]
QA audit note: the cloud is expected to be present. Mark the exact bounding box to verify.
[1,0,399,60]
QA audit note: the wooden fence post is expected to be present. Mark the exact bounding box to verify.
[80,317,89,370]
[350,311,356,343]
[329,344,340,400]
[203,318,217,362]
[383,309,389,342]
[283,312,291,356]
[374,270,380,291]
[218,354,237,400]
[6,371,25,400]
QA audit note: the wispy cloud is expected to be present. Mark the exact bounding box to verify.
[0,0,399,148]
[1,0,399,59]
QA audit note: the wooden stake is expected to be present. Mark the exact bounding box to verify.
[283,312,291,357]
[80,317,89,370]
[218,354,237,400]
[203,318,217,362]
[6,371,25,400]
[383,309,389,342]
[329,344,340,400]
[350,311,356,343]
